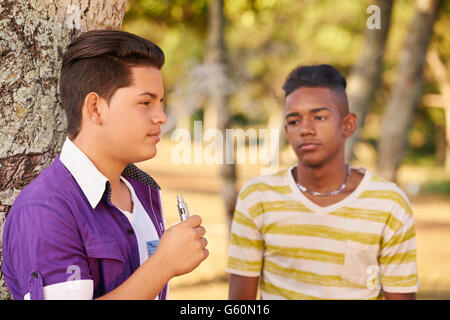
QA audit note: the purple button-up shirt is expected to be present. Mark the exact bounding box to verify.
[2,153,167,300]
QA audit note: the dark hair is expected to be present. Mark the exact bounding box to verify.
[59,30,165,139]
[282,64,347,97]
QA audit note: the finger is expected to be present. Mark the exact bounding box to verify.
[199,237,208,248]
[185,215,202,228]
[202,248,209,260]
[194,226,206,238]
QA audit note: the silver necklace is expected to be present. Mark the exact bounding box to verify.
[296,165,351,197]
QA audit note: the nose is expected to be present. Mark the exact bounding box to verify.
[299,119,315,136]
[151,103,167,125]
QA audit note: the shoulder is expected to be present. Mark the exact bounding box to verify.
[237,166,293,202]
[6,157,82,231]
[11,157,78,209]
[357,168,413,219]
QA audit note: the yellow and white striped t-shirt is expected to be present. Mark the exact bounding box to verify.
[226,166,419,300]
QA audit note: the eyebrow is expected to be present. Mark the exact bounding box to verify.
[285,107,331,119]
[310,107,331,113]
[139,92,164,102]
[285,112,299,119]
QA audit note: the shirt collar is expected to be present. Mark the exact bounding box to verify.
[60,137,160,209]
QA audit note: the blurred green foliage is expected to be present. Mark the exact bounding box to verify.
[122,0,450,166]
[422,180,450,195]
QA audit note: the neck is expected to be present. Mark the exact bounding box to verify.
[71,133,127,191]
[296,155,348,193]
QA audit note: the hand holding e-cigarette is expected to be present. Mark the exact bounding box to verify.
[153,196,209,278]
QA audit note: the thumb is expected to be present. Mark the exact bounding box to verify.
[184,215,202,228]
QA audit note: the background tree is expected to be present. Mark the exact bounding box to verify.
[204,0,237,226]
[376,0,443,181]
[0,0,128,300]
[422,49,450,174]
[345,0,394,162]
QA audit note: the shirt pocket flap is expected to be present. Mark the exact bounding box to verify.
[85,238,125,262]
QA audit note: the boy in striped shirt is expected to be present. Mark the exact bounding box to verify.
[226,64,418,300]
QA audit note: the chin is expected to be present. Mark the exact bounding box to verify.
[142,149,157,161]
[130,147,158,163]
[297,153,327,168]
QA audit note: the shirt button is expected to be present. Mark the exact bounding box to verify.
[127,228,134,235]
[31,271,38,278]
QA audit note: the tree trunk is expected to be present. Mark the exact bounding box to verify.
[376,0,443,181]
[423,50,450,174]
[204,0,237,227]
[345,0,393,163]
[435,122,446,165]
[0,0,127,300]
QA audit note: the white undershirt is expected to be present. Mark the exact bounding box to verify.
[117,177,163,300]
[118,176,160,266]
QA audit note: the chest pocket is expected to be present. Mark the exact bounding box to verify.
[85,237,125,262]
[85,237,126,289]
[341,241,380,288]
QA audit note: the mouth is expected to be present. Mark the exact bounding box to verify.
[147,131,161,141]
[298,141,321,151]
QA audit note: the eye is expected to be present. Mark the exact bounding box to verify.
[315,115,327,120]
[287,119,299,125]
[140,101,151,106]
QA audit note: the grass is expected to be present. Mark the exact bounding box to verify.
[136,138,450,300]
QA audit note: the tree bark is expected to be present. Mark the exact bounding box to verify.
[0,0,127,300]
[345,0,394,163]
[204,0,237,227]
[376,0,443,181]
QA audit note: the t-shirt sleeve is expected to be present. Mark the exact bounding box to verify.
[379,202,419,293]
[2,201,94,300]
[226,185,264,277]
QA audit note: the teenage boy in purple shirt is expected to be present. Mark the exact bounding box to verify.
[2,30,209,300]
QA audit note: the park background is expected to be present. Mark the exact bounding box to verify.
[0,0,449,300]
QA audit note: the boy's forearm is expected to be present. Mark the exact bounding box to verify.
[96,252,172,300]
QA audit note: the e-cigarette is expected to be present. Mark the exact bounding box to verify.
[176,195,190,221]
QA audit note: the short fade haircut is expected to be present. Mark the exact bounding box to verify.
[59,30,165,139]
[282,64,347,98]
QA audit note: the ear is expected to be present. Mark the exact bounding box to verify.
[342,112,358,138]
[82,92,105,126]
